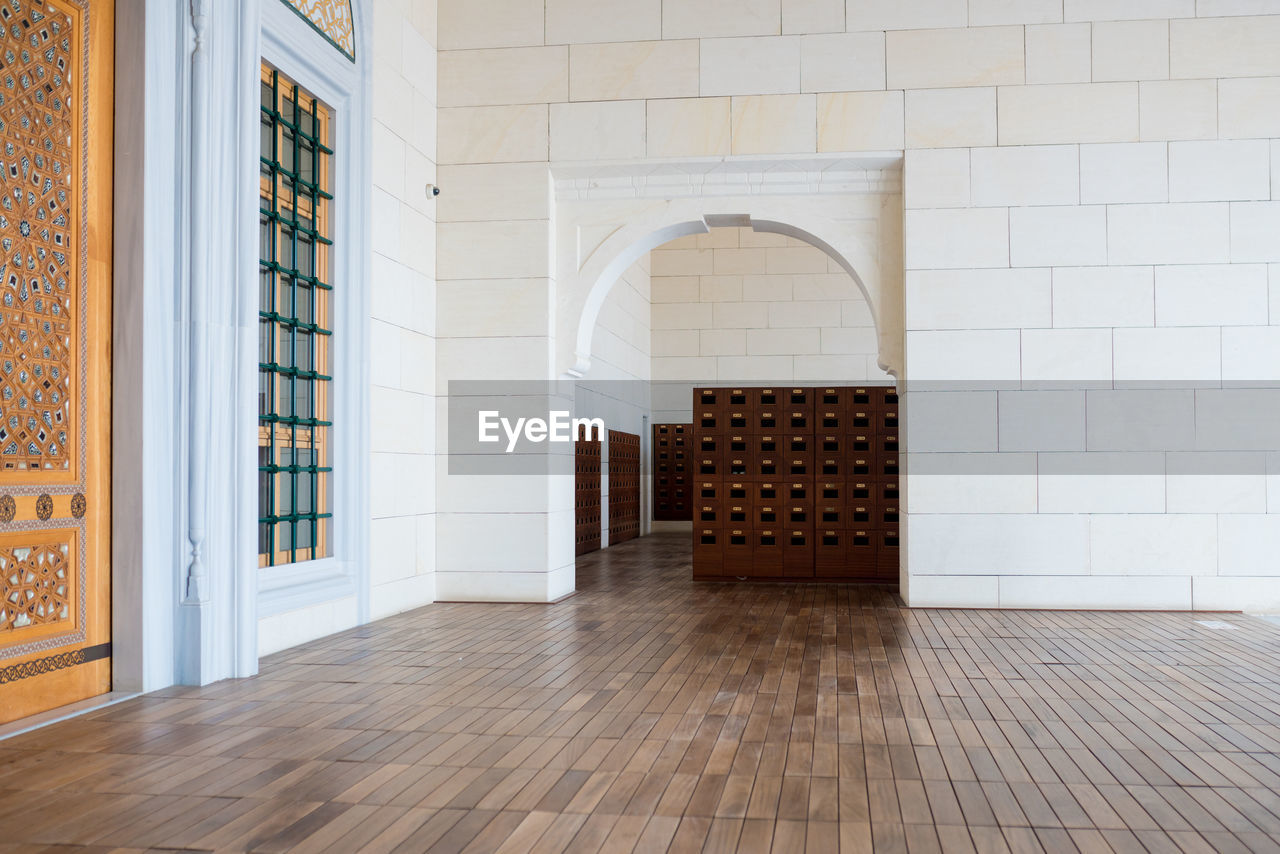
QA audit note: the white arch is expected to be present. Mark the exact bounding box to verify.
[562,206,901,380]
[570,219,710,377]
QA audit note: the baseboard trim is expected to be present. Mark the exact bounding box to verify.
[0,691,141,742]
[435,589,580,606]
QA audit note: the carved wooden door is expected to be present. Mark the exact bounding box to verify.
[0,0,112,724]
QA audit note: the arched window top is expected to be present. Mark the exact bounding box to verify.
[279,0,355,61]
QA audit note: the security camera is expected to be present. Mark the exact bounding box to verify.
[425,183,441,198]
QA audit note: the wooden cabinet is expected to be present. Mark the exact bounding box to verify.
[608,430,641,544]
[652,423,692,521]
[575,428,601,556]
[691,386,900,583]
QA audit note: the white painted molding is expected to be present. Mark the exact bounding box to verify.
[232,0,265,679]
[557,202,903,380]
[185,0,210,605]
[177,0,226,686]
[113,0,185,693]
[553,154,903,202]
[257,558,354,617]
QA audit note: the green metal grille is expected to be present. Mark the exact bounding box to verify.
[258,66,334,567]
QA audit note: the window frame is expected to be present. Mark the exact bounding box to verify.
[258,63,335,569]
[253,0,370,619]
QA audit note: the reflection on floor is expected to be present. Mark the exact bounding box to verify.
[3,532,1280,852]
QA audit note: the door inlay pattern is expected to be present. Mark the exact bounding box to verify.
[0,539,69,630]
[0,0,108,724]
[0,0,78,473]
[0,0,91,665]
[0,638,104,683]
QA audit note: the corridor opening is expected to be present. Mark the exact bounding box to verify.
[572,222,902,587]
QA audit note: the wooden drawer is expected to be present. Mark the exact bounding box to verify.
[782,452,813,478]
[753,529,785,575]
[783,528,814,577]
[754,502,782,527]
[723,528,753,575]
[693,528,723,574]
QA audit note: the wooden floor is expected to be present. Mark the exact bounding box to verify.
[4,533,1280,853]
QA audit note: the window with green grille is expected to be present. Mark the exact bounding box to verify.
[258,64,333,567]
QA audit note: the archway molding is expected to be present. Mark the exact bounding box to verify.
[551,156,904,381]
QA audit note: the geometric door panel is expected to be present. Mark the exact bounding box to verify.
[0,0,112,724]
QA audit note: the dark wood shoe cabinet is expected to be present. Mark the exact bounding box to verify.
[608,429,640,545]
[652,423,692,521]
[691,386,900,583]
[575,426,601,556]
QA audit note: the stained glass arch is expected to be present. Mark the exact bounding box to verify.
[279,0,355,61]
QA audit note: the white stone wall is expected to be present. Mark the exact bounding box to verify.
[899,17,1280,611]
[589,258,652,385]
[579,258,652,545]
[435,0,1280,609]
[649,226,890,401]
[368,0,438,620]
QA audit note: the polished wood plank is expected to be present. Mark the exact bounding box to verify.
[3,533,1280,852]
